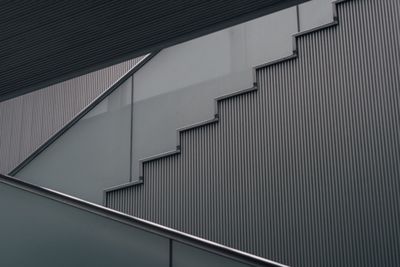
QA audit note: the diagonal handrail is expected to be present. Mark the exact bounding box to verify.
[9,52,159,176]
[0,172,287,267]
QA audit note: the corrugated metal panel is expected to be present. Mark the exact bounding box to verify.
[0,0,309,101]
[0,56,143,174]
[106,0,400,266]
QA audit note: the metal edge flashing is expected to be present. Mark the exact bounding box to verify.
[8,51,160,176]
[104,0,348,196]
[132,85,259,182]
[0,173,286,267]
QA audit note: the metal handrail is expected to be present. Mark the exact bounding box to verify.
[0,173,287,267]
[8,52,159,176]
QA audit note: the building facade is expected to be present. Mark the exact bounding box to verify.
[1,0,399,266]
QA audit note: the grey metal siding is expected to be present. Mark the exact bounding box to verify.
[0,57,143,174]
[106,0,400,266]
[0,0,309,101]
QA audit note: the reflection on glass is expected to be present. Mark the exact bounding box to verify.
[130,0,333,179]
[131,7,298,179]
[14,0,334,201]
[0,182,169,267]
[298,0,333,31]
[172,241,251,267]
[15,78,133,204]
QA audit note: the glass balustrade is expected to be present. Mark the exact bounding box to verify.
[15,78,133,204]
[14,0,334,203]
[0,175,278,267]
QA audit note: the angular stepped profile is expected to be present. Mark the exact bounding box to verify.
[0,173,283,267]
[10,2,321,204]
[105,0,400,266]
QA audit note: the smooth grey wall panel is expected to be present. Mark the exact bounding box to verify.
[0,56,143,174]
[106,0,400,266]
[130,7,297,179]
[298,0,333,31]
[0,181,170,267]
[0,174,284,267]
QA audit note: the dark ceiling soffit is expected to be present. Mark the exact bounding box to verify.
[0,0,309,102]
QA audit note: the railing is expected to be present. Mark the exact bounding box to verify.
[0,173,286,267]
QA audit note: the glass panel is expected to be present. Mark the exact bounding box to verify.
[13,0,335,198]
[298,0,333,31]
[15,78,133,204]
[131,7,298,178]
[0,182,169,267]
[172,241,251,267]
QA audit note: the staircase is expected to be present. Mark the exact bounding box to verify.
[104,0,400,266]
[104,0,343,190]
[5,0,400,266]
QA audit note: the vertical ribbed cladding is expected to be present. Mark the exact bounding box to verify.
[106,0,400,266]
[0,56,144,174]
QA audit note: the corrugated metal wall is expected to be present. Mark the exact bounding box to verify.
[0,56,143,174]
[0,0,309,101]
[106,0,400,266]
